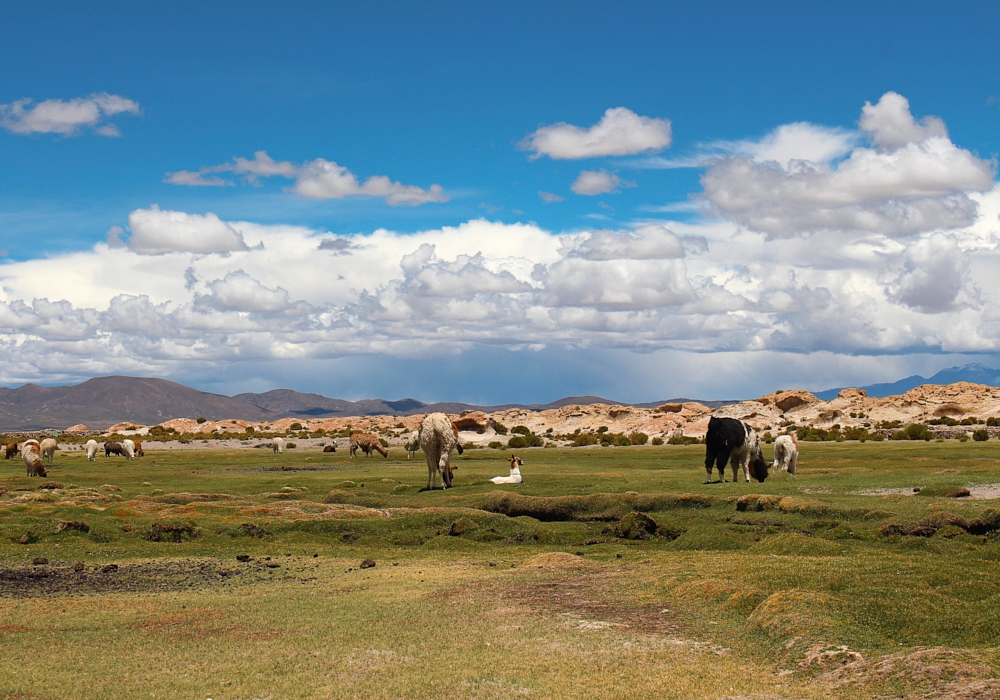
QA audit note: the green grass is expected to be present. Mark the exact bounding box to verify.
[1,441,999,698]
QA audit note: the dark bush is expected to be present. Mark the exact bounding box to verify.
[494,422,508,435]
[973,429,989,442]
[988,417,1000,427]
[667,435,700,445]
[196,417,207,424]
[289,422,303,431]
[488,441,504,449]
[572,433,600,447]
[596,426,608,434]
[511,426,531,435]
[651,437,664,446]
[628,431,648,445]
[507,436,527,449]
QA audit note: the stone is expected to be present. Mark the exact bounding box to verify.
[359,559,376,569]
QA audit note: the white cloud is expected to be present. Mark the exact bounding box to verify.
[570,169,635,195]
[714,123,857,168]
[522,107,672,160]
[165,150,448,206]
[860,91,948,150]
[164,171,230,187]
[126,206,250,255]
[539,191,565,203]
[885,233,975,313]
[195,271,293,313]
[0,93,140,136]
[702,92,995,238]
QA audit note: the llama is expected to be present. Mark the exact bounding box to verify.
[350,433,388,458]
[39,438,59,466]
[418,413,461,490]
[133,439,144,457]
[85,439,99,461]
[272,437,284,454]
[405,431,419,459]
[704,416,768,483]
[105,442,126,457]
[772,434,799,476]
[122,439,136,460]
[21,440,46,477]
[5,442,18,459]
[490,455,524,485]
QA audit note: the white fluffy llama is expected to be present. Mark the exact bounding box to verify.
[418,413,460,490]
[85,439,99,461]
[772,434,798,475]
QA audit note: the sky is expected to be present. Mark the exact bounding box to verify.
[2,1,1000,403]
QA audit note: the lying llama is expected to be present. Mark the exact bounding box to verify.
[490,455,524,485]
[21,440,47,477]
[39,438,59,466]
[419,413,461,490]
[350,433,388,458]
[772,434,798,476]
[85,439,99,461]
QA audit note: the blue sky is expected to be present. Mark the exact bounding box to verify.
[2,2,1000,403]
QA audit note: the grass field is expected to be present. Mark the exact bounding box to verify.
[2,441,1000,699]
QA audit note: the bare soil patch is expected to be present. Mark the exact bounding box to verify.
[0,557,319,598]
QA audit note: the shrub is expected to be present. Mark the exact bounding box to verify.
[628,431,648,446]
[877,420,902,430]
[507,436,527,449]
[973,429,989,442]
[904,423,933,441]
[651,437,664,445]
[511,425,531,435]
[988,417,1000,427]
[871,432,885,442]
[494,422,508,435]
[379,438,389,447]
[286,442,297,449]
[524,433,543,447]
[596,426,608,434]
[842,427,870,441]
[958,434,970,442]
[245,426,255,434]
[667,435,699,445]
[289,422,303,431]
[488,441,504,449]
[615,435,632,447]
[572,433,599,447]
[196,417,207,424]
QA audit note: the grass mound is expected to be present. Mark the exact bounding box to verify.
[673,578,741,602]
[483,491,714,522]
[748,589,838,639]
[748,532,847,556]
[820,646,996,695]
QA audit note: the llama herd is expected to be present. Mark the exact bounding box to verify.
[3,412,800,489]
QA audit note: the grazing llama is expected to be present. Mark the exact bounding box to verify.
[21,440,47,477]
[350,433,388,458]
[772,434,799,476]
[418,413,461,490]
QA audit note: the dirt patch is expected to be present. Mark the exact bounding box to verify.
[967,484,1000,500]
[486,567,684,636]
[0,558,315,598]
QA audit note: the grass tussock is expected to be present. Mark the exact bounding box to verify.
[748,589,839,639]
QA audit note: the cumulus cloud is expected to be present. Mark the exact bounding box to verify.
[570,169,635,195]
[165,150,448,206]
[702,92,995,238]
[126,206,250,255]
[522,107,672,160]
[885,233,974,313]
[566,224,685,260]
[0,93,140,136]
[194,271,292,313]
[539,191,564,203]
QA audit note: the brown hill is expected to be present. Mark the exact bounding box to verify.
[0,376,275,430]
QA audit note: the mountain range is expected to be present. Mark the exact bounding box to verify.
[813,363,1000,400]
[0,376,738,431]
[4,364,996,431]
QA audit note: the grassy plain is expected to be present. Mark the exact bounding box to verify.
[1,441,1000,699]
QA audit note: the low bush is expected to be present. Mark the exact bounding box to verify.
[494,422,508,435]
[668,435,700,445]
[488,441,504,449]
[651,437,664,445]
[511,426,531,435]
[973,429,989,442]
[627,431,648,446]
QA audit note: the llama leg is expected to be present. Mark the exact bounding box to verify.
[788,453,797,475]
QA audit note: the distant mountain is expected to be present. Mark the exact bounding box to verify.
[231,391,742,417]
[814,363,1000,400]
[0,376,741,431]
[0,376,275,431]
